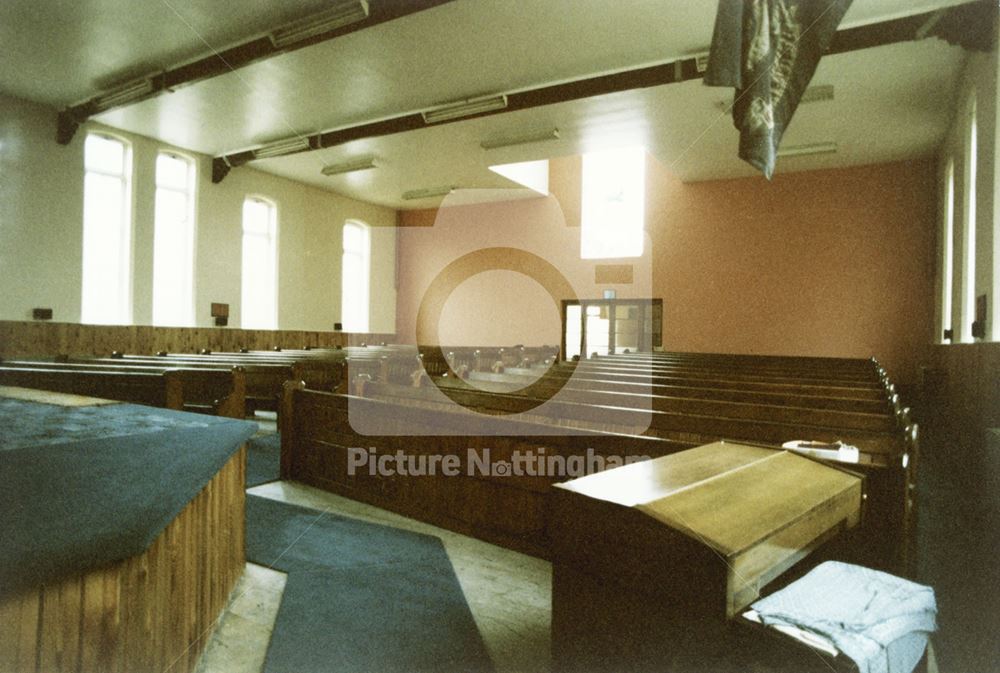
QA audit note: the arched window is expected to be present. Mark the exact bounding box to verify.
[81,133,133,324]
[342,221,370,332]
[152,151,196,326]
[960,94,977,343]
[241,196,278,329]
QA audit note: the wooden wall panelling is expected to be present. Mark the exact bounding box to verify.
[0,321,396,358]
[926,343,1000,452]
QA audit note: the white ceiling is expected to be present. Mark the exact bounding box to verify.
[0,0,972,209]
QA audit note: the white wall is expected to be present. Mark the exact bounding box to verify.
[0,95,85,323]
[0,92,396,334]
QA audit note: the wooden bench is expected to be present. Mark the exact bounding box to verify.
[561,361,887,389]
[596,351,882,376]
[67,353,344,412]
[356,379,907,457]
[464,371,891,414]
[0,363,245,418]
[199,350,347,393]
[353,374,916,572]
[279,383,696,558]
[410,350,895,401]
[440,378,898,432]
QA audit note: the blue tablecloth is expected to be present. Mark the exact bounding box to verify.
[0,399,256,592]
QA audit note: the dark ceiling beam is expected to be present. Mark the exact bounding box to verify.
[209,0,994,183]
[212,58,704,183]
[56,0,457,145]
[829,0,995,54]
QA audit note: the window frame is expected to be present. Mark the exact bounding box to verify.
[341,220,371,333]
[240,195,279,330]
[80,131,134,325]
[152,150,197,327]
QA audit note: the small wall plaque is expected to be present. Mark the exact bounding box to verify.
[211,303,229,327]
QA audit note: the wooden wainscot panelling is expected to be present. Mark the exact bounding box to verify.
[925,343,1000,450]
[0,446,246,673]
[0,321,395,358]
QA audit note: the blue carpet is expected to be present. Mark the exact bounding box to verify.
[246,495,494,673]
[246,433,281,487]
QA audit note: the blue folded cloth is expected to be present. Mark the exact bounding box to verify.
[752,561,936,673]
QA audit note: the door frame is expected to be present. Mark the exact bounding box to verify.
[560,298,662,360]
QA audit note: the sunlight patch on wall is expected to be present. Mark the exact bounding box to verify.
[488,159,549,195]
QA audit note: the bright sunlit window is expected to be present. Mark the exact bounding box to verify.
[241,197,278,329]
[941,158,955,342]
[341,221,370,332]
[152,152,196,326]
[581,147,645,259]
[961,95,977,343]
[81,133,133,324]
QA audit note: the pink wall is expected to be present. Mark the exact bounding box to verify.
[649,158,937,383]
[396,157,937,383]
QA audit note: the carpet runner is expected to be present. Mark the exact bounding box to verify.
[245,495,494,673]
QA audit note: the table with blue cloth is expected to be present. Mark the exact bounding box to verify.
[0,387,257,673]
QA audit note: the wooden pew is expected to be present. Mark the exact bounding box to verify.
[280,382,909,574]
[358,350,897,417]
[64,353,334,412]
[352,369,916,572]
[415,345,559,373]
[419,347,878,379]
[0,364,245,418]
[355,379,906,457]
[142,351,347,395]
[456,369,892,413]
[441,378,896,432]
[414,350,893,401]
[564,361,886,389]
[5,359,248,418]
[596,351,882,376]
[279,382,696,558]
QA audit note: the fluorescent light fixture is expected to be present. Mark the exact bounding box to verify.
[321,156,377,176]
[422,95,508,124]
[777,142,838,158]
[481,128,560,150]
[270,0,370,48]
[694,52,710,73]
[253,137,311,159]
[93,78,154,111]
[402,186,455,200]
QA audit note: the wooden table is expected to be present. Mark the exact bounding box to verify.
[548,440,864,672]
